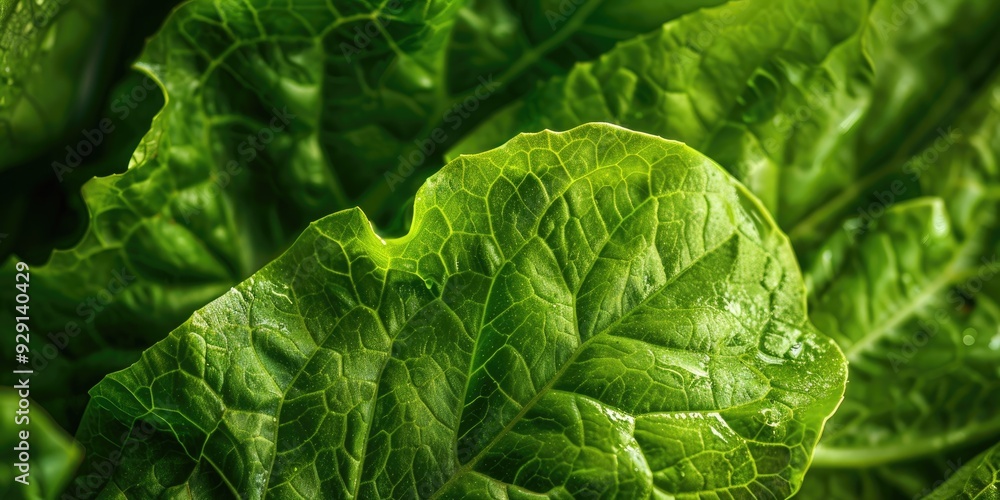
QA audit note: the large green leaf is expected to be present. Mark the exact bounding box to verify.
[72,124,847,498]
[446,0,1000,248]
[796,0,1000,495]
[786,0,1000,249]
[797,8,1000,486]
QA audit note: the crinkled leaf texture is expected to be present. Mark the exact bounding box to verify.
[74,124,846,499]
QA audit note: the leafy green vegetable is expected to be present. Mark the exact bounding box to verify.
[3,0,999,497]
[798,74,1000,498]
[73,124,847,498]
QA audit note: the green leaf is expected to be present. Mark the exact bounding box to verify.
[446,0,1000,249]
[0,389,82,500]
[925,442,1000,499]
[787,0,1000,248]
[73,124,846,498]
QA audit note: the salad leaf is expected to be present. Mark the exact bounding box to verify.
[72,124,847,498]
[2,0,998,496]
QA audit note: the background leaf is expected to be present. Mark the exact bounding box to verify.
[0,389,82,500]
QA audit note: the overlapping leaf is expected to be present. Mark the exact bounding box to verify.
[73,124,847,498]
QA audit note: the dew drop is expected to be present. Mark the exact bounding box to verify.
[724,297,742,316]
[759,408,781,427]
[963,328,977,346]
[788,342,803,359]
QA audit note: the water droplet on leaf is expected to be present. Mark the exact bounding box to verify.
[759,408,781,427]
